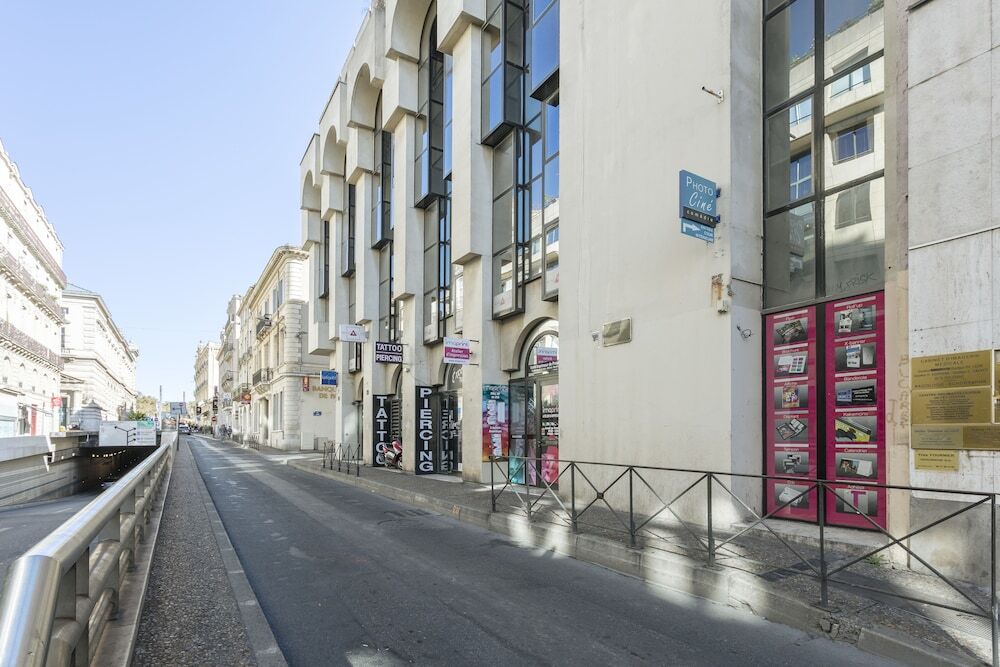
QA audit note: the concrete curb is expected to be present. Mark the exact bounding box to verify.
[190,438,288,667]
[288,460,984,667]
[91,452,175,667]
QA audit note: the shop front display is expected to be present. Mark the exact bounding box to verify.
[765,307,818,521]
[764,291,886,530]
[825,292,886,528]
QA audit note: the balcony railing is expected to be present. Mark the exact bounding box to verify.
[0,320,63,370]
[256,315,272,337]
[252,368,273,386]
[0,245,63,323]
[0,184,66,286]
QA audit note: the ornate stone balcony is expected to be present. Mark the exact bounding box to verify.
[0,185,66,287]
[0,245,63,323]
[0,319,63,370]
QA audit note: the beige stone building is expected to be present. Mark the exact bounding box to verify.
[59,283,139,423]
[0,138,65,436]
[235,245,335,450]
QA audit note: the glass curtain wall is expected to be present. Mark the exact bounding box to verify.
[763,0,885,309]
[418,8,455,344]
[488,0,559,318]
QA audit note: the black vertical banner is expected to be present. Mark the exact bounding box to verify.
[372,394,391,467]
[415,386,435,474]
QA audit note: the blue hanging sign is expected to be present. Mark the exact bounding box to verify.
[681,220,715,242]
[321,370,338,386]
[679,170,720,227]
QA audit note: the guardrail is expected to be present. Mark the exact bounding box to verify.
[322,442,361,476]
[0,441,173,666]
[489,455,998,665]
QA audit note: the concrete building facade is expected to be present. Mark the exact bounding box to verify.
[234,245,334,450]
[59,283,139,424]
[193,341,219,428]
[0,139,65,436]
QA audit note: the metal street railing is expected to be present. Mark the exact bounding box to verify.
[489,455,998,665]
[322,442,361,476]
[0,442,173,666]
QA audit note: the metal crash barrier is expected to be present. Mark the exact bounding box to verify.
[0,441,173,666]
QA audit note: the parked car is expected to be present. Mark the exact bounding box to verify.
[179,424,190,435]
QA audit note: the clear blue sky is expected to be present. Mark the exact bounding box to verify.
[0,1,368,403]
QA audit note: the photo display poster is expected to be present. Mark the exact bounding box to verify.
[766,307,818,521]
[825,292,886,529]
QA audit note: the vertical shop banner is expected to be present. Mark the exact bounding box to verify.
[482,384,509,460]
[439,398,457,474]
[765,307,818,521]
[372,394,392,467]
[415,386,435,474]
[540,384,560,484]
[826,292,886,529]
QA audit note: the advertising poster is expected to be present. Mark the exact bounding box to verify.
[372,394,391,467]
[540,384,559,485]
[415,386,435,474]
[482,384,509,460]
[765,307,818,521]
[825,292,886,529]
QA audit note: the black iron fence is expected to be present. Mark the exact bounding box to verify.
[489,455,997,665]
[322,442,361,476]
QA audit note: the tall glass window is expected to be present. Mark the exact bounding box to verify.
[490,0,559,316]
[416,14,449,206]
[342,182,356,277]
[482,0,525,144]
[319,219,330,298]
[763,0,885,308]
[419,5,454,344]
[372,94,392,248]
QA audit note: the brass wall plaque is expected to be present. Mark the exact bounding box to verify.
[912,387,994,424]
[963,425,1000,450]
[914,450,959,471]
[911,350,993,390]
[911,425,962,449]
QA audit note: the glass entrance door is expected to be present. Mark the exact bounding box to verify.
[439,391,459,474]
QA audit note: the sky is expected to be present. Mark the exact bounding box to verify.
[0,0,369,403]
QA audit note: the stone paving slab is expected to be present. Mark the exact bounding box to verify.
[132,439,257,666]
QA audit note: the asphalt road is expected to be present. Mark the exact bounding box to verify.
[0,491,99,585]
[187,437,898,666]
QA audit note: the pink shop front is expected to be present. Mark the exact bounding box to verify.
[765,291,887,529]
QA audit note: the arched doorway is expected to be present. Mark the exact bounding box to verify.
[509,326,559,486]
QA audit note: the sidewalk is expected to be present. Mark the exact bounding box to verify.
[132,439,280,667]
[255,452,991,667]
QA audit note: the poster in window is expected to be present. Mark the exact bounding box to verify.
[765,307,818,521]
[825,291,886,529]
[482,384,509,460]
